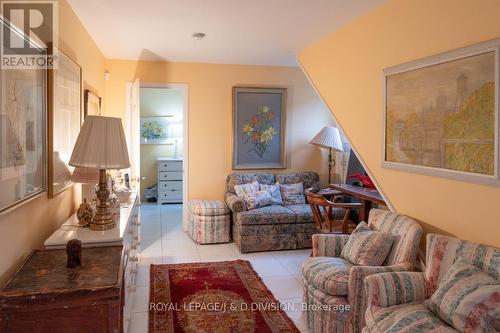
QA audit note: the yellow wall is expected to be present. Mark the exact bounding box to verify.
[104,60,336,200]
[0,0,105,285]
[299,0,500,248]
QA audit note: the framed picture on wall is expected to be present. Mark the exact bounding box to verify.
[48,49,82,197]
[232,87,287,169]
[140,116,171,144]
[0,17,47,212]
[84,89,101,118]
[383,39,500,186]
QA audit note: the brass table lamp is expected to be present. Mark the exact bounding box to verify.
[69,116,130,230]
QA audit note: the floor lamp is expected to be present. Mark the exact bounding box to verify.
[310,126,344,184]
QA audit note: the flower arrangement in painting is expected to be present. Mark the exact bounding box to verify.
[141,120,168,140]
[242,105,277,158]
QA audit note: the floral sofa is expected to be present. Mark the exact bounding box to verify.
[301,209,422,333]
[225,172,329,253]
[363,233,500,333]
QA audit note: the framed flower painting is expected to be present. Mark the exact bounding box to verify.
[140,117,170,144]
[232,87,287,169]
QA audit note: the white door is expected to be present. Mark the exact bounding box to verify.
[125,79,141,192]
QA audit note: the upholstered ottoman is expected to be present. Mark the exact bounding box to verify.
[188,200,231,244]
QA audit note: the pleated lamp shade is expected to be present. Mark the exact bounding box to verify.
[69,116,130,169]
[309,126,344,152]
[71,167,100,184]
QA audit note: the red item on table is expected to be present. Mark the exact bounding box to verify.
[347,174,375,189]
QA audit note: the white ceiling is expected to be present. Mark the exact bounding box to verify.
[67,0,384,66]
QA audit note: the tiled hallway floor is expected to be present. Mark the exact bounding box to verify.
[128,203,311,333]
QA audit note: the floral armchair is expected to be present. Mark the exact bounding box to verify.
[363,234,500,332]
[301,209,422,333]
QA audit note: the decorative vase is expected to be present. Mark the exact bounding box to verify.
[77,199,95,226]
[90,198,98,211]
[108,193,121,223]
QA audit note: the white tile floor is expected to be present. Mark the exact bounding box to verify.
[128,203,311,333]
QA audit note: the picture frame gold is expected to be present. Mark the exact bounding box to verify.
[84,89,101,118]
[47,48,82,198]
[232,87,287,169]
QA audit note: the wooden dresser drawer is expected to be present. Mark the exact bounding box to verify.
[158,180,183,192]
[159,171,182,181]
[158,161,182,172]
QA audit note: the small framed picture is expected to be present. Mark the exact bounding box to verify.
[140,116,171,144]
[84,89,101,118]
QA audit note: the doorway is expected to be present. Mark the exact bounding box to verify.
[127,82,189,227]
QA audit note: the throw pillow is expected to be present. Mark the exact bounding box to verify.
[279,182,306,205]
[340,222,394,266]
[260,183,283,205]
[426,260,500,333]
[234,181,259,201]
[242,190,274,210]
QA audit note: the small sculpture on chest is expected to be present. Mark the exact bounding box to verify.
[66,239,82,268]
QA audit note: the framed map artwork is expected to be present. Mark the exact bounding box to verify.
[383,39,499,186]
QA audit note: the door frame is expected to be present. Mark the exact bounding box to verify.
[140,82,189,228]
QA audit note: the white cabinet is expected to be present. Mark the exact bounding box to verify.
[44,191,141,333]
[157,158,183,204]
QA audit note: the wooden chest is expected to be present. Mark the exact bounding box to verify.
[45,192,141,332]
[44,191,140,333]
[0,246,123,333]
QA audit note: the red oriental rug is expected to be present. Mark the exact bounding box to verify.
[149,260,300,332]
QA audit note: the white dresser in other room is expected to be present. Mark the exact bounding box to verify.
[157,157,183,204]
[44,191,141,333]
